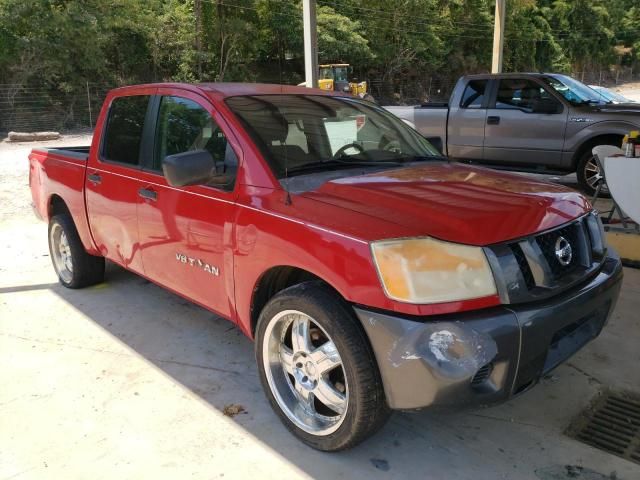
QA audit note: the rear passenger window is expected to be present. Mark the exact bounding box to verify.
[102,95,150,165]
[154,96,237,190]
[460,80,488,108]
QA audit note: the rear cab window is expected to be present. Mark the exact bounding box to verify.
[101,95,151,166]
[460,80,488,108]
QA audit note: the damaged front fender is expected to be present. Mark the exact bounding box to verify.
[354,306,521,410]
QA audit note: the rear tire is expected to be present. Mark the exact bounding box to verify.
[577,145,612,197]
[48,214,105,289]
[255,281,390,451]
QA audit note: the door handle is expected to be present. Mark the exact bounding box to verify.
[87,173,102,185]
[487,116,500,125]
[138,188,157,201]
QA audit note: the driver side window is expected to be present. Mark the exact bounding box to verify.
[495,79,559,113]
[154,96,237,190]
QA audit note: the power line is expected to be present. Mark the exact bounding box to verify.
[318,0,639,37]
[207,0,640,42]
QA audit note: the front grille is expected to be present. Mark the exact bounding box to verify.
[535,223,581,277]
[511,243,535,289]
[485,213,606,305]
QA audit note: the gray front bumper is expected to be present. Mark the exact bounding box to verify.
[354,254,623,410]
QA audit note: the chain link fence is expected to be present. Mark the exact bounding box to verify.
[369,76,458,106]
[373,67,640,106]
[0,83,112,135]
[1,68,639,135]
[571,67,639,87]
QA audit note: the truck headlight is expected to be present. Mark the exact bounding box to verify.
[371,237,497,304]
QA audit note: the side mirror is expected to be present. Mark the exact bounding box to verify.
[162,149,216,187]
[533,100,561,114]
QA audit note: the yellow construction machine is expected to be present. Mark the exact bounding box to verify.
[317,64,370,99]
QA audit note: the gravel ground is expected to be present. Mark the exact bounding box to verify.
[1,135,640,480]
[0,134,93,223]
[616,81,640,102]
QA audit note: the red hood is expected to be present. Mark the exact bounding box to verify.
[299,163,591,246]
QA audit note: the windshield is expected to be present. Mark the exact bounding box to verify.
[334,67,348,82]
[225,94,440,179]
[590,86,631,103]
[542,74,605,105]
[319,68,333,80]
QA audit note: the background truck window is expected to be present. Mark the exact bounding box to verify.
[460,80,488,108]
[102,95,150,166]
[154,96,237,188]
[495,79,559,112]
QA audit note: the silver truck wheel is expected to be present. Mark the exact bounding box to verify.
[584,155,606,192]
[577,149,610,197]
[255,281,390,451]
[50,223,74,284]
[48,214,105,289]
[262,310,348,436]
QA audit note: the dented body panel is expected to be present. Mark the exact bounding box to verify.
[29,82,624,412]
[356,254,622,409]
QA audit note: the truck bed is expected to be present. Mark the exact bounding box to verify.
[385,105,448,151]
[32,146,90,161]
[28,145,94,252]
[384,103,449,153]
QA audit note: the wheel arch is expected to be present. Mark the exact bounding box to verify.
[46,193,100,255]
[48,194,71,220]
[571,133,625,170]
[249,265,344,338]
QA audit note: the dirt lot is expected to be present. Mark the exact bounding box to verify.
[1,136,640,479]
[616,81,640,102]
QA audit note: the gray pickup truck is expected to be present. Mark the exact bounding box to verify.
[385,73,640,194]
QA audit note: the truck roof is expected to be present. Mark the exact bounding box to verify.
[460,72,562,80]
[109,82,341,99]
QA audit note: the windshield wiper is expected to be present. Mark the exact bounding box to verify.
[396,154,444,162]
[287,159,404,176]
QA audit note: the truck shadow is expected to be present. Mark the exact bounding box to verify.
[48,261,630,479]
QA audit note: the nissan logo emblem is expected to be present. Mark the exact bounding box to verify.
[554,236,573,266]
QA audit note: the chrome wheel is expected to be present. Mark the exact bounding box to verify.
[584,156,608,193]
[50,223,73,283]
[262,310,348,436]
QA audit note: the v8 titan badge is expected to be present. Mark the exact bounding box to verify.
[175,253,220,276]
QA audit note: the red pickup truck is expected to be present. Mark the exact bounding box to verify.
[29,83,622,451]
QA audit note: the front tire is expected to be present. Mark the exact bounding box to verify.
[48,214,105,288]
[577,148,609,197]
[255,282,390,451]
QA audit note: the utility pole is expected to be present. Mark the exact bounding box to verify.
[195,0,202,79]
[303,0,318,88]
[491,0,506,73]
